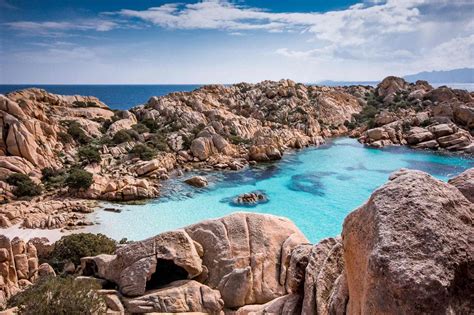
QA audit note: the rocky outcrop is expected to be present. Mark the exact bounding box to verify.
[0,199,94,229]
[0,236,53,308]
[76,174,160,201]
[342,169,473,314]
[0,89,112,170]
[358,77,474,154]
[81,212,309,313]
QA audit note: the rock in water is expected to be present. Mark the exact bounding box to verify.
[184,176,208,188]
[342,169,473,314]
[231,191,268,206]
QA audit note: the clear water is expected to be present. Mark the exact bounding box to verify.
[86,138,474,243]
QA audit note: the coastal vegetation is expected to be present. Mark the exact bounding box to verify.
[48,233,117,270]
[65,169,94,190]
[8,276,105,315]
[6,174,42,197]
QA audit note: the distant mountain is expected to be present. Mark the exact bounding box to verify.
[403,68,474,83]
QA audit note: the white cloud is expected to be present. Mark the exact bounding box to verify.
[116,0,423,37]
[5,20,117,35]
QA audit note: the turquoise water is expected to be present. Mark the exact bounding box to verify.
[87,138,474,243]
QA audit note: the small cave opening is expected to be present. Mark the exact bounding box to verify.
[146,259,188,290]
[82,260,98,277]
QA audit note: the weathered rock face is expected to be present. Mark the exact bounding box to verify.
[0,89,112,170]
[376,76,410,103]
[185,213,309,308]
[121,280,224,313]
[0,236,53,308]
[342,169,473,314]
[448,168,474,202]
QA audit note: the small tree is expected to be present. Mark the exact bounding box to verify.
[78,146,102,164]
[112,129,133,144]
[141,118,160,133]
[66,121,91,145]
[65,169,93,190]
[130,144,157,161]
[132,123,150,134]
[48,233,116,269]
[8,276,106,315]
[147,134,169,152]
[6,173,42,197]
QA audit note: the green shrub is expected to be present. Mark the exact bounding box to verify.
[41,167,66,189]
[66,121,91,145]
[130,144,157,161]
[8,276,106,315]
[73,101,99,108]
[41,167,62,181]
[228,135,252,145]
[353,104,379,126]
[78,146,101,164]
[57,131,73,144]
[6,174,42,197]
[132,123,150,134]
[112,129,133,144]
[41,167,66,188]
[48,233,116,269]
[141,118,160,133]
[147,134,169,152]
[65,169,93,190]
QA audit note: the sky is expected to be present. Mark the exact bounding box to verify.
[0,0,473,84]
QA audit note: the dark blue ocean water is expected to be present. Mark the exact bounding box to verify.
[0,85,202,110]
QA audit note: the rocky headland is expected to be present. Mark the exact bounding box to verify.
[0,77,473,231]
[1,168,471,314]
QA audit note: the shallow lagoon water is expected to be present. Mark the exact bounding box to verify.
[87,138,474,243]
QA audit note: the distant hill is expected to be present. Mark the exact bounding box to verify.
[403,68,474,83]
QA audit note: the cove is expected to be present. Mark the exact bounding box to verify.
[86,138,474,243]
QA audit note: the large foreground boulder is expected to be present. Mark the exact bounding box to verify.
[342,169,473,314]
[81,212,309,312]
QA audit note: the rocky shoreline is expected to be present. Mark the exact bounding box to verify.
[0,77,473,232]
[1,168,472,313]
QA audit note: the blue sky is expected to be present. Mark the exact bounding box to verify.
[0,0,473,84]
